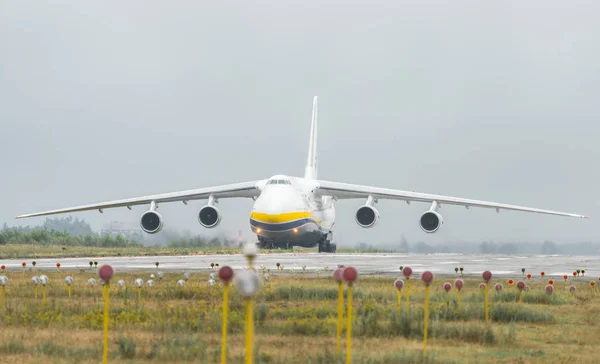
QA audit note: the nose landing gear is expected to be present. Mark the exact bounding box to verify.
[318,239,336,253]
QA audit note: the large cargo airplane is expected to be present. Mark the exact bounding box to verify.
[16,96,589,252]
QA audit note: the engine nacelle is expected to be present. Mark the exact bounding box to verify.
[140,210,164,234]
[198,205,222,228]
[355,205,380,228]
[419,211,443,233]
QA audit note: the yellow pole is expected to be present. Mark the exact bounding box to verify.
[336,281,344,355]
[519,290,523,304]
[396,290,402,314]
[405,278,410,309]
[423,285,430,355]
[457,290,461,311]
[137,287,141,305]
[34,286,38,299]
[68,285,72,299]
[0,286,4,310]
[484,283,489,325]
[42,286,47,306]
[245,297,254,364]
[103,283,110,364]
[221,283,230,364]
[345,285,353,364]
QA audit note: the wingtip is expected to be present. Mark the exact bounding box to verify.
[583,216,590,219]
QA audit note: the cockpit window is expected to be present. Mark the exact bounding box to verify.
[268,179,291,185]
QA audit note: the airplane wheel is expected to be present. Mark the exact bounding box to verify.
[328,243,337,253]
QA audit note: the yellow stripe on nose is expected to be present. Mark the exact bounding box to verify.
[250,211,319,224]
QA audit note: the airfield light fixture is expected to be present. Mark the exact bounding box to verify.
[117,280,125,288]
[89,261,93,268]
[0,265,4,273]
[576,269,581,276]
[507,278,514,286]
[157,271,164,280]
[545,284,553,295]
[399,266,404,272]
[421,271,434,356]
[21,261,26,272]
[32,261,36,269]
[548,279,554,286]
[56,262,61,271]
[526,273,532,280]
[88,278,96,286]
[540,271,545,279]
[495,283,503,293]
[65,276,73,298]
[443,282,452,293]
[521,268,525,275]
[589,280,596,288]
[459,266,464,275]
[581,269,585,277]
[177,279,185,287]
[569,285,576,294]
[563,274,568,283]
[211,263,215,269]
[402,267,413,308]
[98,265,114,364]
[218,265,234,364]
[479,283,486,290]
[454,267,458,274]
[333,268,345,354]
[234,269,261,364]
[573,271,577,279]
[94,261,98,268]
[0,275,7,308]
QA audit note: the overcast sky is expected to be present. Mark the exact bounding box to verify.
[1,1,598,245]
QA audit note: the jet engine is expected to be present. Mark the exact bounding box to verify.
[419,210,443,233]
[198,205,222,228]
[140,210,164,234]
[355,205,380,228]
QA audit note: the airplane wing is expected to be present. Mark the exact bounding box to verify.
[315,180,589,219]
[15,180,263,219]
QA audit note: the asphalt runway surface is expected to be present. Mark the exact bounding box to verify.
[1,253,598,279]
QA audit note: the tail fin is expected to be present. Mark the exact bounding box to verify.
[304,96,318,180]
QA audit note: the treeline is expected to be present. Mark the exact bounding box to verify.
[1,217,141,248]
[0,228,142,248]
[166,236,236,249]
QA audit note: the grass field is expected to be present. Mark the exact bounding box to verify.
[0,244,392,259]
[0,268,598,363]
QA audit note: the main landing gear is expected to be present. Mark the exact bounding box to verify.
[318,239,336,253]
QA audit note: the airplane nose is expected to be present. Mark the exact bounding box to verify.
[253,187,305,214]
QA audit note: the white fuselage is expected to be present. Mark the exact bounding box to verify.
[249,175,335,248]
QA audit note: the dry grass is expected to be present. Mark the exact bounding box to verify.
[0,269,598,363]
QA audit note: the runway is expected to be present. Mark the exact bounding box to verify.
[1,253,598,278]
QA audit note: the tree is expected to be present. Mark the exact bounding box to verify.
[541,241,558,255]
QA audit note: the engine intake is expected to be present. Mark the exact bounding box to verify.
[419,211,443,233]
[140,211,163,234]
[198,205,222,228]
[355,205,380,228]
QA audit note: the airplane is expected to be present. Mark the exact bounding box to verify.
[15,96,589,253]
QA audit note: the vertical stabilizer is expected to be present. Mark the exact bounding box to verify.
[304,96,318,180]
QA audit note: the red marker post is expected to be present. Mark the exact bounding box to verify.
[218,266,234,364]
[343,267,358,364]
[56,262,61,272]
[482,270,492,325]
[545,284,554,295]
[516,281,525,303]
[402,267,412,309]
[421,271,434,356]
[98,265,114,364]
[394,279,404,314]
[454,279,464,310]
[334,268,344,355]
